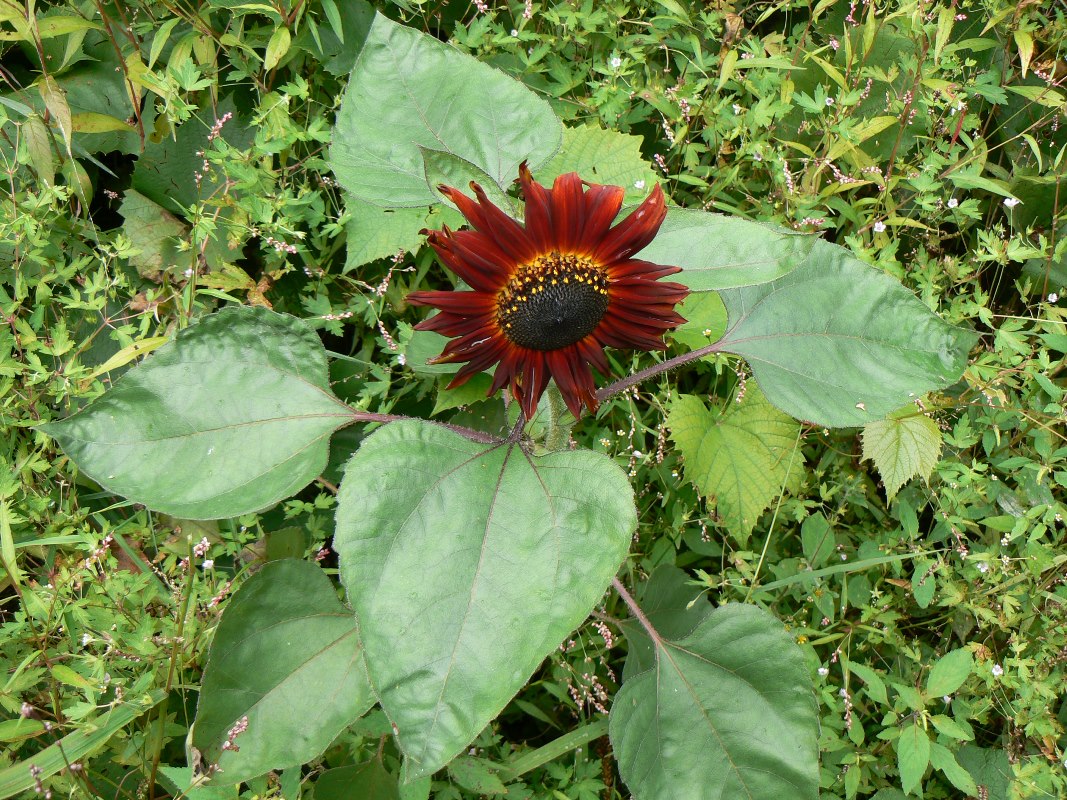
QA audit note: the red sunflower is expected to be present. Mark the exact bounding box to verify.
[408,165,689,420]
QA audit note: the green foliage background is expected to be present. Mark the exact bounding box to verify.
[1,0,1066,798]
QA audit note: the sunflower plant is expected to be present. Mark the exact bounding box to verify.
[40,9,977,799]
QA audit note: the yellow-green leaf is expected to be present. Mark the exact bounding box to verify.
[669,384,804,539]
[862,407,942,501]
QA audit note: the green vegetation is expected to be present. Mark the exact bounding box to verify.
[2,0,1065,798]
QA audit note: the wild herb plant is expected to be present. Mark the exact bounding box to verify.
[2,1,1065,799]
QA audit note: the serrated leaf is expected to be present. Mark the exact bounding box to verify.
[862,408,942,500]
[642,209,817,291]
[897,722,930,796]
[335,421,635,780]
[42,307,355,519]
[844,659,888,705]
[536,123,658,204]
[330,13,561,207]
[193,560,372,784]
[610,603,819,800]
[668,385,803,539]
[926,648,973,697]
[343,198,451,271]
[930,742,979,795]
[715,239,976,427]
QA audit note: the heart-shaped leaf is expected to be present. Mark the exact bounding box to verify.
[610,603,819,800]
[334,420,636,780]
[862,407,943,501]
[329,13,561,207]
[193,560,373,784]
[668,385,804,540]
[42,307,354,519]
[714,239,977,427]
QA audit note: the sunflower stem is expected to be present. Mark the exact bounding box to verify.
[544,383,573,452]
[596,341,722,403]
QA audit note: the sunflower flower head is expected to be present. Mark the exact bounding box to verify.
[408,165,688,420]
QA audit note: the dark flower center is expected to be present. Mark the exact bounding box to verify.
[496,253,610,351]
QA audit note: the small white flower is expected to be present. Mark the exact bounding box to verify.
[632,450,644,459]
[609,56,622,69]
[977,562,989,573]
[825,97,835,106]
[81,633,92,646]
[873,221,886,233]
[202,559,215,570]
[1003,197,1021,208]
[511,29,518,36]
[633,179,646,190]
[992,663,1004,677]
[397,353,406,366]
[840,553,847,561]
[1048,293,1059,303]
[732,103,742,114]
[817,667,829,677]
[942,695,952,704]
[947,197,959,208]
[838,688,848,697]
[753,151,762,162]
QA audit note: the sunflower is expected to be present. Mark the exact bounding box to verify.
[408,165,689,420]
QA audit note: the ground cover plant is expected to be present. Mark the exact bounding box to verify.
[1,0,1065,798]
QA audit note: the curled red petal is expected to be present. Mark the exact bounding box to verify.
[593,184,667,263]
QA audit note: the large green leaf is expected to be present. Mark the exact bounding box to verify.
[714,239,976,427]
[620,565,713,680]
[42,307,355,519]
[193,560,373,784]
[610,603,819,800]
[668,385,804,539]
[334,420,636,780]
[640,209,816,291]
[329,13,561,207]
[862,406,943,501]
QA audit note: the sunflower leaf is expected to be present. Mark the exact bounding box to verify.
[714,239,977,427]
[334,420,636,780]
[641,208,816,291]
[668,385,804,542]
[610,602,819,800]
[41,307,355,519]
[330,12,561,207]
[193,560,373,784]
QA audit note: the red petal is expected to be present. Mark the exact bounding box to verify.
[444,183,537,264]
[593,185,667,263]
[549,172,585,252]
[426,233,504,293]
[547,349,597,418]
[607,258,683,280]
[519,163,554,252]
[579,182,625,249]
[407,290,494,315]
